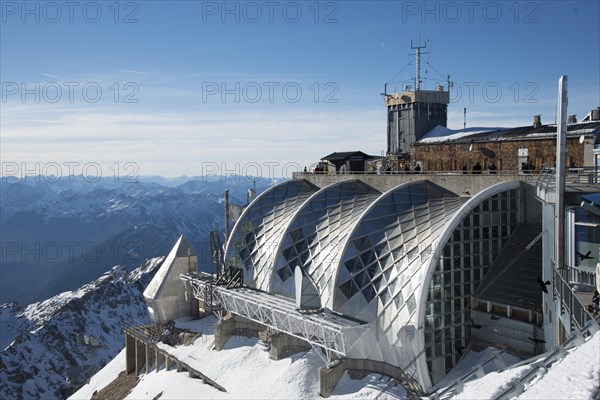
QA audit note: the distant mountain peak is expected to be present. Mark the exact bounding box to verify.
[0,258,163,400]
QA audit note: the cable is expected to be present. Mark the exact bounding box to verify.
[386,62,413,85]
[425,60,448,82]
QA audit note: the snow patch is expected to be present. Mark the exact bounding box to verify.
[419,125,506,143]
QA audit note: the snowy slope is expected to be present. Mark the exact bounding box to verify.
[436,330,600,399]
[76,318,600,400]
[517,330,600,399]
[72,316,408,400]
[0,258,162,400]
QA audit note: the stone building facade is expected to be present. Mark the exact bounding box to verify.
[411,122,600,173]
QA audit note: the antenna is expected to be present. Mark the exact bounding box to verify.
[464,108,467,129]
[411,39,429,91]
[224,189,230,241]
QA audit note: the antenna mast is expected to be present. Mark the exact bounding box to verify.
[411,39,428,91]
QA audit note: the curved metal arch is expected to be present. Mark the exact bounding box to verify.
[268,179,381,304]
[413,180,521,390]
[224,179,319,290]
[331,180,461,320]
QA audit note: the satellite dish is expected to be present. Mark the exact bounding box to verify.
[469,144,473,152]
[579,135,585,144]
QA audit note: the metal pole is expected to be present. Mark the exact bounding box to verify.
[555,75,568,277]
[224,189,230,242]
[415,46,420,91]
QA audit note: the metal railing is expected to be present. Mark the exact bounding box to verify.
[180,273,367,366]
[536,166,600,191]
[494,315,600,400]
[296,169,535,177]
[429,350,508,400]
[569,266,597,287]
[429,314,600,400]
[554,269,595,330]
[535,167,556,191]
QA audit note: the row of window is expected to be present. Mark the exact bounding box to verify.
[425,189,519,381]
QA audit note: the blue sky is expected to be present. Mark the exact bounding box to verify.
[1,0,599,178]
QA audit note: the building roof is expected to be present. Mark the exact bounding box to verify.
[223,178,525,390]
[321,151,378,161]
[417,121,600,145]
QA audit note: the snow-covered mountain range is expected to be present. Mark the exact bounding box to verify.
[1,175,276,305]
[0,258,162,400]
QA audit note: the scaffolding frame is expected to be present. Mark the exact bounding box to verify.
[181,273,366,365]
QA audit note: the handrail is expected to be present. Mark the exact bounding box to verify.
[296,169,537,176]
[297,166,599,176]
[429,350,507,400]
[536,166,600,191]
[553,269,595,330]
[431,315,599,400]
[493,316,600,400]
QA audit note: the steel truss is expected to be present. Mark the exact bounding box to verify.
[181,273,366,365]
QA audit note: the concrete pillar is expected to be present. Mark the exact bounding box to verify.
[269,333,285,360]
[145,344,155,374]
[319,361,347,398]
[214,315,236,351]
[125,333,136,375]
[165,356,170,371]
[135,339,145,374]
[156,349,165,372]
[269,333,311,360]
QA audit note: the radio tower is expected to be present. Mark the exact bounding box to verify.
[411,39,428,91]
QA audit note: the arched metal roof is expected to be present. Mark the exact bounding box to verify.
[270,179,381,304]
[224,179,319,290]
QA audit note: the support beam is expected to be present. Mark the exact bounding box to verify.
[125,333,136,375]
[156,349,165,372]
[181,274,366,358]
[145,344,155,374]
[135,339,145,375]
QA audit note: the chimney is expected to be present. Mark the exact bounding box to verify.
[592,108,600,121]
[533,115,542,128]
[568,115,577,124]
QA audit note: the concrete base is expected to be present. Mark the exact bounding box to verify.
[269,332,311,360]
[319,358,424,399]
[214,314,264,351]
[213,315,311,360]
